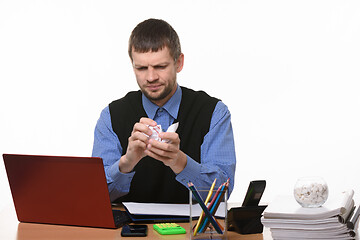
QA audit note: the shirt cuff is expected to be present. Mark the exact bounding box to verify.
[175,155,201,186]
[108,159,135,188]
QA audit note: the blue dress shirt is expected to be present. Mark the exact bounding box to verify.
[92,85,236,202]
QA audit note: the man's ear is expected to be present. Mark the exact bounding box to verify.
[176,53,184,73]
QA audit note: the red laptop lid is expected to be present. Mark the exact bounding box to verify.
[3,154,117,228]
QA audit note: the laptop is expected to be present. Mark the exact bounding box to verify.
[2,154,130,228]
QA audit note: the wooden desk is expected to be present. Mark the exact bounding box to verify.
[0,204,272,240]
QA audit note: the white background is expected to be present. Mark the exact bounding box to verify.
[1,0,360,211]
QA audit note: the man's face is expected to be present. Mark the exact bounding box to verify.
[131,47,184,107]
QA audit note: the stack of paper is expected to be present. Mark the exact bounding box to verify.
[261,190,357,240]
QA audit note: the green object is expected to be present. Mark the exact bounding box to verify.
[153,223,186,235]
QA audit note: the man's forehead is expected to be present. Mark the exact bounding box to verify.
[131,47,173,65]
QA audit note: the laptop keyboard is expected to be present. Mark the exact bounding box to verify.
[112,210,131,228]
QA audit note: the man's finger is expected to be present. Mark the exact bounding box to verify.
[139,117,157,126]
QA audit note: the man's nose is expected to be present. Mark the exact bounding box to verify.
[146,67,159,82]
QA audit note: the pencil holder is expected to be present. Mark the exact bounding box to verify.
[189,188,228,240]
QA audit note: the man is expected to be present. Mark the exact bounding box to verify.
[92,18,236,203]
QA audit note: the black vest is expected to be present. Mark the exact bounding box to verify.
[109,86,219,203]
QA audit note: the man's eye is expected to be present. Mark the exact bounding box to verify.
[155,65,167,70]
[136,67,147,71]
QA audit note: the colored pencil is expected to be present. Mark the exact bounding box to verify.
[193,178,217,236]
[196,183,224,233]
[199,179,229,233]
[188,182,223,234]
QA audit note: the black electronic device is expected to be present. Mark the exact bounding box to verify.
[242,180,266,207]
[121,224,148,237]
[228,180,267,234]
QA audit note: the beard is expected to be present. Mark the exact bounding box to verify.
[141,80,177,103]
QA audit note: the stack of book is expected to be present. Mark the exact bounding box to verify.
[261,189,358,240]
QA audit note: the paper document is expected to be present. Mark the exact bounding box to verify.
[123,202,226,218]
[261,189,356,240]
[263,189,354,220]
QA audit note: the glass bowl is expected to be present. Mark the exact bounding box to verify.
[294,177,329,208]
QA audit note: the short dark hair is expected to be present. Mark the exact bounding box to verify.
[128,18,182,62]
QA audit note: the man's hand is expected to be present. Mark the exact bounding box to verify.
[118,117,157,173]
[145,131,187,174]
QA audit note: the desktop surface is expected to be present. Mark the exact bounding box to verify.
[0,204,271,240]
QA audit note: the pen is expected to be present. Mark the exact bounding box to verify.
[188,182,223,234]
[193,178,217,236]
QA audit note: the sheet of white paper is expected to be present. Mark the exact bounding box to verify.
[166,122,179,133]
[123,202,226,218]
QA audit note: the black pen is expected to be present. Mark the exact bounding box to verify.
[347,204,360,229]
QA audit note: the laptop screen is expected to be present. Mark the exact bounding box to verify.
[3,154,118,228]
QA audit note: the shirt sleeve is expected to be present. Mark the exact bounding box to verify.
[175,101,236,198]
[91,106,135,202]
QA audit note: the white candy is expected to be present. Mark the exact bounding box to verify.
[294,181,328,207]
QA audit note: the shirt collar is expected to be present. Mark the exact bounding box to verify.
[142,84,182,120]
